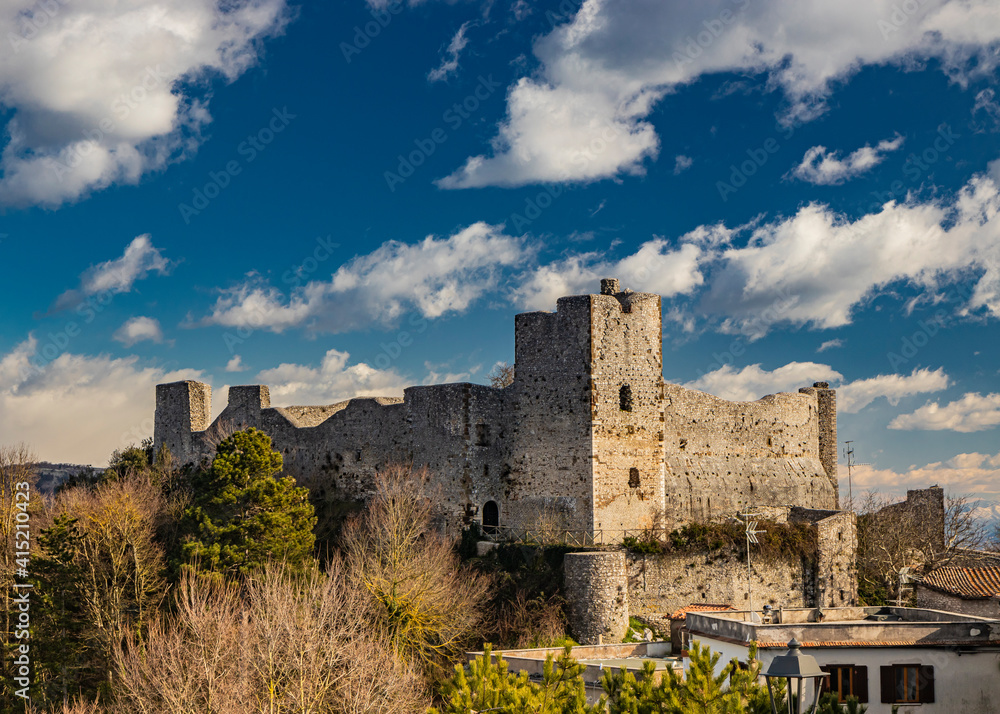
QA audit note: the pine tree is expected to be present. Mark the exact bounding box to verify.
[30,514,94,705]
[602,640,779,714]
[180,428,316,577]
[431,644,605,714]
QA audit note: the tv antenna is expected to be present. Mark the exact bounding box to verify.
[842,441,871,508]
[737,512,765,621]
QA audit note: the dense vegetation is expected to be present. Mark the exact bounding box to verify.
[622,519,819,566]
[2,436,869,713]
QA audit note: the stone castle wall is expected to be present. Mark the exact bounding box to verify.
[590,284,666,534]
[154,280,838,539]
[660,385,836,527]
[623,509,857,619]
[564,551,629,644]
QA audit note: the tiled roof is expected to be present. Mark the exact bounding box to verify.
[920,566,1000,600]
[668,604,735,620]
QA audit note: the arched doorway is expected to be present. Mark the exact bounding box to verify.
[482,500,500,535]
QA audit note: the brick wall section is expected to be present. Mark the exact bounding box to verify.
[564,551,629,644]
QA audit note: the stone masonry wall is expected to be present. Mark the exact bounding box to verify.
[153,279,839,542]
[661,384,836,528]
[915,586,1000,619]
[564,551,629,644]
[154,381,211,464]
[590,287,666,534]
[798,383,838,504]
[794,508,858,607]
[627,550,816,617]
[505,296,595,533]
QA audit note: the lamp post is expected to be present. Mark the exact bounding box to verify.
[762,638,828,714]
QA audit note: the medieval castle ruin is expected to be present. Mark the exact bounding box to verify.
[155,279,857,641]
[155,278,840,540]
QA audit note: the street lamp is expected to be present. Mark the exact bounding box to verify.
[762,638,828,714]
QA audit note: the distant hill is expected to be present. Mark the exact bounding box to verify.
[32,462,104,495]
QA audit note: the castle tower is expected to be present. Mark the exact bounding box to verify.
[153,380,211,464]
[504,279,665,538]
[589,280,666,533]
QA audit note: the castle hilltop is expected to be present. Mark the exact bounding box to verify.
[154,279,839,541]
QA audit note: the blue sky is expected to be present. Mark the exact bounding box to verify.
[2,0,1000,505]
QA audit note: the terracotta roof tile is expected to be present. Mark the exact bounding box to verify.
[920,566,1000,599]
[668,604,735,620]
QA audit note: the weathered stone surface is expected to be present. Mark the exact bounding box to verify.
[153,280,837,538]
[564,551,629,644]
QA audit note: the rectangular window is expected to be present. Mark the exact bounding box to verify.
[880,664,934,704]
[821,665,868,703]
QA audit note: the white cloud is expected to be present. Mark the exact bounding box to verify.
[844,451,1000,500]
[199,222,528,333]
[0,336,201,464]
[889,392,1000,432]
[517,236,705,311]
[682,362,842,402]
[439,0,1000,188]
[673,155,693,175]
[791,135,904,185]
[49,235,171,313]
[699,171,1000,336]
[112,316,164,347]
[428,23,470,83]
[0,0,291,207]
[225,355,247,373]
[256,349,409,405]
[817,338,844,353]
[837,367,950,413]
[682,363,948,411]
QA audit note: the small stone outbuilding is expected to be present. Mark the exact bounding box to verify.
[916,566,1000,619]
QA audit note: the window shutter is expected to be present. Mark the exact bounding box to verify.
[820,665,832,694]
[919,665,935,703]
[880,666,894,704]
[854,666,869,703]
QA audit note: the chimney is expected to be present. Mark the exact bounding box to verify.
[600,278,620,295]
